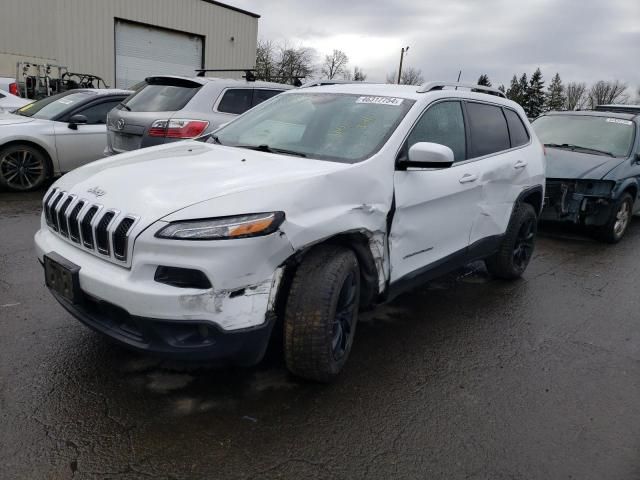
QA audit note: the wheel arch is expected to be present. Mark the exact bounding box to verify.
[515,185,544,216]
[0,139,56,177]
[280,230,382,310]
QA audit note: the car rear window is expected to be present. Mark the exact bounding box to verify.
[253,89,283,106]
[120,83,200,112]
[504,108,530,147]
[217,89,254,114]
[466,102,511,157]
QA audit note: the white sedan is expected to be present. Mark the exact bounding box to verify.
[0,88,32,114]
[0,88,131,191]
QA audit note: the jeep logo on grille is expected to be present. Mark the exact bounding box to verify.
[116,119,125,130]
[87,186,106,197]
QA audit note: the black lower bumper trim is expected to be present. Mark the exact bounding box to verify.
[50,289,275,365]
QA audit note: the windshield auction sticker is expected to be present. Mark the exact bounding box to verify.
[356,96,404,106]
[606,118,633,126]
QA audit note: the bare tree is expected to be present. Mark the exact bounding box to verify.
[387,67,424,85]
[564,82,588,110]
[321,49,349,80]
[274,44,315,85]
[588,80,628,108]
[352,66,367,82]
[255,40,277,82]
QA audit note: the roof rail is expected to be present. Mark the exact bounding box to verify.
[417,81,506,98]
[299,79,373,88]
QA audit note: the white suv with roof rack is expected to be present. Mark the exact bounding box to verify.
[35,81,545,382]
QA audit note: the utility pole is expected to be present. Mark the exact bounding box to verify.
[397,46,409,84]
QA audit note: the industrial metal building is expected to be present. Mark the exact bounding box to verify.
[0,0,260,88]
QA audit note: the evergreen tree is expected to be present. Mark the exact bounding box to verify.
[477,74,492,87]
[506,75,522,104]
[518,73,529,108]
[545,73,565,111]
[498,84,506,93]
[526,68,545,118]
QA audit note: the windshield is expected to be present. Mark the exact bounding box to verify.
[15,91,93,120]
[212,92,415,163]
[533,115,635,158]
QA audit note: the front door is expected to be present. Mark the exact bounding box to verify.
[54,98,121,172]
[389,100,481,282]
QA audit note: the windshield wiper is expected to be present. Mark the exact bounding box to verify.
[118,102,131,112]
[545,143,615,157]
[236,144,307,157]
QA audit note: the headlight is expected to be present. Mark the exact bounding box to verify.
[155,212,285,240]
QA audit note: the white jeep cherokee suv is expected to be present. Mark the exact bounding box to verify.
[35,81,545,382]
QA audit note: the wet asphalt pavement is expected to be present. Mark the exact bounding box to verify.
[1,189,639,480]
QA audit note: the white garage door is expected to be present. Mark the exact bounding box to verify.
[115,21,203,89]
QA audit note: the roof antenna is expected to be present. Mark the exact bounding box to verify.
[455,70,462,90]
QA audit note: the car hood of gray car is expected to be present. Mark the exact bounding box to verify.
[545,147,627,180]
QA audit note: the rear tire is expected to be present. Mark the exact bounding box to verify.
[0,144,49,191]
[284,245,360,383]
[596,193,633,244]
[485,203,537,280]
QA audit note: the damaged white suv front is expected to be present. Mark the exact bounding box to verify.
[35,82,545,382]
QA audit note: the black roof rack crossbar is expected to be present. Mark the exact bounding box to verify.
[195,69,256,81]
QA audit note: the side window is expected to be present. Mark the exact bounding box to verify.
[253,89,282,107]
[504,108,530,147]
[76,99,121,124]
[217,89,253,114]
[466,102,510,157]
[0,92,5,99]
[407,101,466,162]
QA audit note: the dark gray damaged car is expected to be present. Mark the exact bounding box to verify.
[533,110,640,242]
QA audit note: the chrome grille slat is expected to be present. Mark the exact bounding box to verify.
[48,192,65,232]
[81,206,99,249]
[57,195,74,238]
[68,201,85,243]
[113,217,135,261]
[44,189,139,265]
[96,211,116,255]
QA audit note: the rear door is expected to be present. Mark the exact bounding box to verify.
[465,102,532,245]
[53,97,124,172]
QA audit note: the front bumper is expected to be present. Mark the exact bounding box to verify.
[50,287,275,364]
[35,218,294,331]
[541,180,614,226]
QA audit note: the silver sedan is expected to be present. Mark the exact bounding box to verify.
[0,88,131,191]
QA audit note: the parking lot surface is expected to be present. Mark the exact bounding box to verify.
[1,189,639,480]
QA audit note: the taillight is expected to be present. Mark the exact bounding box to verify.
[9,83,18,96]
[148,119,209,138]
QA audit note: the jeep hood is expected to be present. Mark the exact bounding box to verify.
[53,142,348,223]
[545,147,626,180]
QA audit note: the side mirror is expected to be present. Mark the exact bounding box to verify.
[68,114,88,130]
[400,142,455,169]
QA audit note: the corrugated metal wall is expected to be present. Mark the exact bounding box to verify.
[0,0,259,85]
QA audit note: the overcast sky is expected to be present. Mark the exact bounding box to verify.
[226,0,640,92]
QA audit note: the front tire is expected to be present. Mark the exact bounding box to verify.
[0,144,49,191]
[596,193,633,244]
[284,245,360,382]
[485,203,537,279]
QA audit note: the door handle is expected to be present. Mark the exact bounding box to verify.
[459,173,478,184]
[514,160,528,169]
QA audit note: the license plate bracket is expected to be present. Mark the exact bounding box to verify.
[44,252,81,304]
